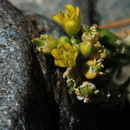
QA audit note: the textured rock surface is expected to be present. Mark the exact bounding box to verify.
[0,0,33,129]
[0,0,58,130]
[0,0,80,129]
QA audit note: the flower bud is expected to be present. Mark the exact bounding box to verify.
[82,60,97,79]
[46,39,57,50]
[82,59,104,79]
[84,71,97,79]
[79,82,96,96]
[32,34,58,54]
[79,41,93,57]
[63,20,80,35]
[70,38,78,45]
[53,4,81,36]
[58,36,70,44]
[76,81,99,103]
[82,25,100,43]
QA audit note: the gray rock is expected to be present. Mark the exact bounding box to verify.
[0,0,78,129]
[0,0,32,129]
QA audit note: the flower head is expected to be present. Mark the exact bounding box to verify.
[51,43,78,67]
[53,4,81,35]
[82,59,104,79]
[32,34,57,54]
[75,81,99,103]
[91,42,107,59]
[82,24,100,43]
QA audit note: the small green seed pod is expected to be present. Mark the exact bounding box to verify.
[70,38,78,45]
[79,41,93,57]
[79,82,96,96]
[58,36,70,44]
[46,39,58,49]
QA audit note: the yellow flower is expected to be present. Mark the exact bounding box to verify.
[51,43,78,67]
[82,59,104,79]
[32,34,58,54]
[53,4,81,35]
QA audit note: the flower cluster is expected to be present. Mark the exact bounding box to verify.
[32,34,57,54]
[32,4,107,103]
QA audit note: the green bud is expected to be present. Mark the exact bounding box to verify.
[80,86,93,96]
[58,36,70,44]
[79,81,98,96]
[74,44,80,51]
[79,41,93,57]
[40,39,58,54]
[46,39,57,49]
[79,83,96,96]
[32,34,58,54]
[70,38,78,45]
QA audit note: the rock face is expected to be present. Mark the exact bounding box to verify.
[0,0,33,129]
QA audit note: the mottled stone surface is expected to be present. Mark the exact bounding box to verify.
[0,0,32,129]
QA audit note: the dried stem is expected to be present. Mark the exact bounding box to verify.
[99,18,130,38]
[99,18,130,29]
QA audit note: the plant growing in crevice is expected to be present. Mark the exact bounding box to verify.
[32,4,130,107]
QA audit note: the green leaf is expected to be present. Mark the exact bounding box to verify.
[98,28,121,50]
